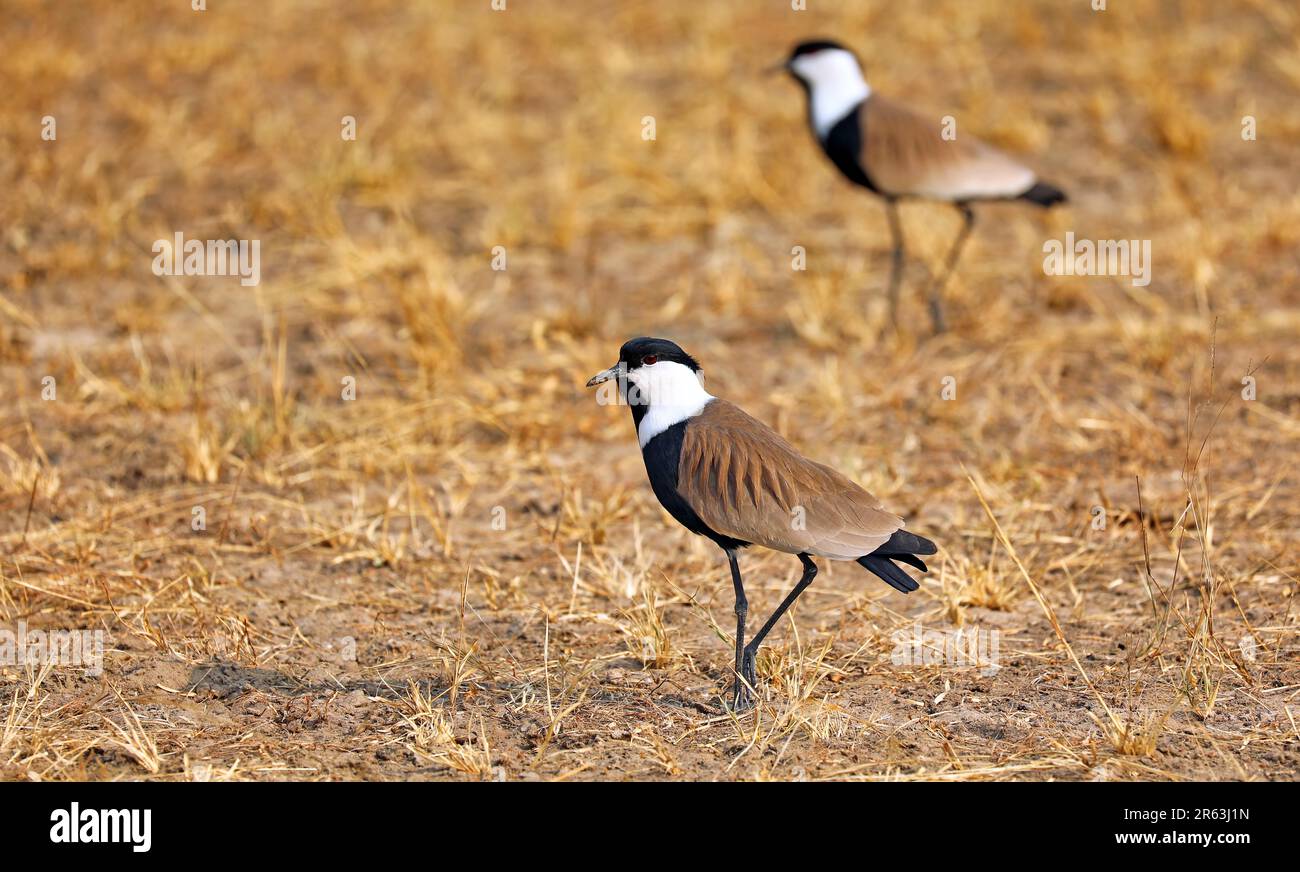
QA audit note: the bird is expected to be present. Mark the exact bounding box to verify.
[780,39,1066,333]
[586,337,937,710]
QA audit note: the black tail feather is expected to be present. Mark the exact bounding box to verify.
[887,552,928,573]
[857,529,938,594]
[858,555,920,593]
[879,529,937,556]
[1019,181,1067,208]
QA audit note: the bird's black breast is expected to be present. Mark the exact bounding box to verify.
[820,105,880,194]
[641,420,749,552]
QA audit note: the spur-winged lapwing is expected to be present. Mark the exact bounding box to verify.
[587,337,937,710]
[781,39,1066,333]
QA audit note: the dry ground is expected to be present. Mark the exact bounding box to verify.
[1,0,1298,781]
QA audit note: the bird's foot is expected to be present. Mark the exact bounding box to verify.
[727,650,760,712]
[741,648,758,690]
[928,296,947,334]
[730,676,754,713]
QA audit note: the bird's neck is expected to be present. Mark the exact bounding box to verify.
[809,75,871,139]
[627,364,714,447]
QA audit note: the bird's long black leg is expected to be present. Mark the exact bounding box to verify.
[727,550,751,711]
[885,199,905,328]
[741,554,818,687]
[925,204,975,335]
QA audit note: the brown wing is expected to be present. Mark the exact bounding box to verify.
[677,400,902,559]
[862,94,1036,201]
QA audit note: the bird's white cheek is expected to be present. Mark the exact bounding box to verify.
[790,56,818,81]
[624,371,651,405]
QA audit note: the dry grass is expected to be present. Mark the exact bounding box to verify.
[0,0,1297,781]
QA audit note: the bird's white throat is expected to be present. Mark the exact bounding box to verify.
[791,48,872,138]
[630,361,714,447]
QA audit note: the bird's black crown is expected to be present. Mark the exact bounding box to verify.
[618,337,701,372]
[788,39,848,60]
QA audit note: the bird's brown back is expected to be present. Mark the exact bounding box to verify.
[677,400,902,559]
[861,93,1035,200]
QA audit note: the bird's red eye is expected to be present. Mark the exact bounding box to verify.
[642,355,658,366]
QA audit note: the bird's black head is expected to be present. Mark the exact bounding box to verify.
[616,337,701,374]
[788,39,848,62]
[586,338,707,432]
[781,39,863,93]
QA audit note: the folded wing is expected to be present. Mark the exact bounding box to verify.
[862,94,1036,201]
[677,400,902,559]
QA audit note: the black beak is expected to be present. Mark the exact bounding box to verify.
[586,365,620,388]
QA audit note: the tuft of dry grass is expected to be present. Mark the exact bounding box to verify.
[619,580,680,669]
[398,681,494,779]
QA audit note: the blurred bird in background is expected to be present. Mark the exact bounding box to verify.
[781,39,1066,333]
